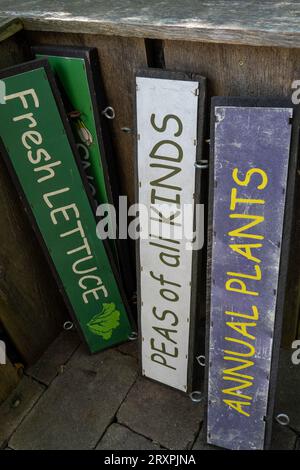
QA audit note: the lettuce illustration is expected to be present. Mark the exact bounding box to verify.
[87,303,120,340]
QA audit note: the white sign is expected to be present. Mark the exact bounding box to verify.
[136,74,200,391]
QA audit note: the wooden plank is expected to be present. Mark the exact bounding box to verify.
[0,358,20,405]
[2,1,300,48]
[164,40,300,346]
[285,174,300,343]
[0,34,26,68]
[0,17,23,42]
[0,36,65,365]
[0,158,66,364]
[164,41,300,97]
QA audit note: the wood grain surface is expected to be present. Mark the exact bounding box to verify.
[164,39,300,346]
[0,33,66,365]
[1,1,300,47]
[0,358,20,404]
[0,17,23,42]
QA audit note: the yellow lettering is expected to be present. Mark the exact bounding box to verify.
[224,337,256,357]
[230,188,265,211]
[225,278,258,296]
[223,399,251,417]
[222,376,253,401]
[223,356,254,380]
[227,264,261,281]
[229,214,264,239]
[225,306,259,320]
[229,244,262,263]
[226,322,256,340]
[232,168,268,190]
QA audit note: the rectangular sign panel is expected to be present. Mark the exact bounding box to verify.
[32,45,135,303]
[206,98,299,449]
[32,46,111,210]
[0,60,133,353]
[136,70,206,392]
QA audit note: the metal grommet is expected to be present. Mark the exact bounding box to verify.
[189,391,203,403]
[194,161,208,170]
[196,355,206,367]
[276,413,290,426]
[63,321,74,331]
[121,127,132,133]
[128,331,138,341]
[131,292,137,305]
[102,106,115,120]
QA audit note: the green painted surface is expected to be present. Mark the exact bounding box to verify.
[36,54,108,207]
[0,64,132,352]
[87,302,121,340]
[35,52,118,261]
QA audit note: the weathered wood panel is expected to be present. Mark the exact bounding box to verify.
[27,31,148,206]
[164,40,300,345]
[0,33,66,364]
[285,167,300,345]
[0,358,20,404]
[2,1,300,48]
[0,17,23,42]
[164,41,300,97]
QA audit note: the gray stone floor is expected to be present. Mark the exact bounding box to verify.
[0,331,299,450]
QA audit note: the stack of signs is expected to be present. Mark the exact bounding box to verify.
[0,60,134,353]
[206,97,299,449]
[31,45,134,302]
[135,70,206,392]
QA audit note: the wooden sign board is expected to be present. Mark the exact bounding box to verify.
[0,60,134,353]
[206,98,299,449]
[31,45,135,303]
[135,70,206,392]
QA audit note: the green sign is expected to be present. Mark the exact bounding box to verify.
[0,60,133,352]
[32,46,118,261]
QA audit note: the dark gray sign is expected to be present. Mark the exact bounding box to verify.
[206,98,299,450]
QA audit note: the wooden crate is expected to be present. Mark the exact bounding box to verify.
[0,19,66,403]
[0,1,300,401]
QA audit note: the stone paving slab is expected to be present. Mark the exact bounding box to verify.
[96,423,161,450]
[27,330,80,386]
[0,376,45,449]
[192,425,220,450]
[116,339,138,359]
[9,348,138,450]
[273,349,300,434]
[2,340,299,451]
[117,377,203,450]
[270,422,297,450]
